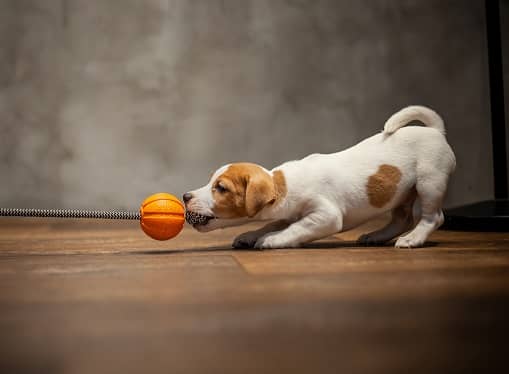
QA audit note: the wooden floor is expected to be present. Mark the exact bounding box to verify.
[0,218,508,374]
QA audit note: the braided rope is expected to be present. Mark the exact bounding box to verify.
[185,211,212,225]
[0,208,140,220]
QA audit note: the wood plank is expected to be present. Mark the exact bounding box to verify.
[0,218,508,373]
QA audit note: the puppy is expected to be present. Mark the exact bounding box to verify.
[183,106,456,249]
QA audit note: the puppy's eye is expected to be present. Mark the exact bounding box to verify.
[215,183,228,193]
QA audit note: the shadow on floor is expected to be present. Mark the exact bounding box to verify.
[129,240,439,255]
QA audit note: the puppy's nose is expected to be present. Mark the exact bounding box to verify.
[183,192,193,203]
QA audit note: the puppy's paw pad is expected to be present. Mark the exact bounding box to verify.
[232,231,260,248]
[232,232,259,249]
[232,239,252,249]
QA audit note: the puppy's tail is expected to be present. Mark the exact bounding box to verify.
[383,105,445,136]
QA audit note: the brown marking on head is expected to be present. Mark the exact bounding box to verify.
[272,170,287,203]
[211,163,286,218]
[367,164,402,208]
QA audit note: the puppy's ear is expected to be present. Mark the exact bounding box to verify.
[245,170,276,218]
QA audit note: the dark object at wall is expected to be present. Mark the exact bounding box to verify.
[442,0,509,232]
[443,200,509,231]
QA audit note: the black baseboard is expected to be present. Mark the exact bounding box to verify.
[441,199,509,232]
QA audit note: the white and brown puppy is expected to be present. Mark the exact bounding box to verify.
[183,106,456,249]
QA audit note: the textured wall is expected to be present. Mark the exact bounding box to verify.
[0,0,502,210]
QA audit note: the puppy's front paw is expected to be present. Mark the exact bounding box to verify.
[254,234,298,249]
[232,231,259,249]
[395,233,424,248]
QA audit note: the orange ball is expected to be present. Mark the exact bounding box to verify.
[140,193,185,240]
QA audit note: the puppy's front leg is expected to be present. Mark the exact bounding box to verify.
[233,220,291,248]
[254,210,342,249]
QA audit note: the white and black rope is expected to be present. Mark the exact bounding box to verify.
[185,211,213,225]
[0,208,140,220]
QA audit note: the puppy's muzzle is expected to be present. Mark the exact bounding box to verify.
[182,192,215,226]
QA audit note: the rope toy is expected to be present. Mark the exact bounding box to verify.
[185,211,212,225]
[0,193,186,241]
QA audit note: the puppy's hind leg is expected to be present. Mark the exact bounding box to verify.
[233,220,291,249]
[395,174,448,248]
[358,189,416,245]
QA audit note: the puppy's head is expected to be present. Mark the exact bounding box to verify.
[184,163,277,229]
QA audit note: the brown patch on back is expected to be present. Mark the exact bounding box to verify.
[367,164,402,208]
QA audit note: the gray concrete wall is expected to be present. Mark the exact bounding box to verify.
[0,0,503,210]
